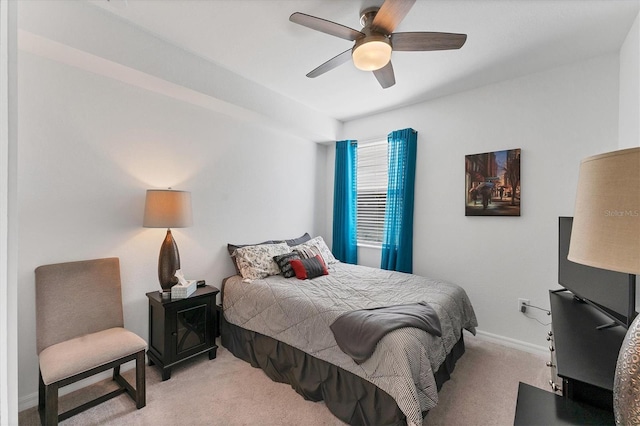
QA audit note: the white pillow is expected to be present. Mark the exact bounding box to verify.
[234,242,291,280]
[291,236,338,265]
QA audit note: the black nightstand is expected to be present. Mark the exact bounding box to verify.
[146,285,219,380]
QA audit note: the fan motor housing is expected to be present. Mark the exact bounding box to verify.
[359,6,380,28]
[353,8,393,71]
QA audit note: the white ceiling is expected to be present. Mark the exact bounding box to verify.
[91,0,639,122]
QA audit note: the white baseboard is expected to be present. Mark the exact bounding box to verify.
[18,360,137,412]
[472,329,548,356]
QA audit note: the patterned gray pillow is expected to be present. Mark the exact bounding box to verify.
[291,236,338,265]
[227,240,274,274]
[273,253,301,278]
[234,243,291,280]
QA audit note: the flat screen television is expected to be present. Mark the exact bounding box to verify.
[558,216,637,328]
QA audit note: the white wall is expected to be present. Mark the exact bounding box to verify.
[339,54,620,348]
[15,0,335,408]
[1,0,19,423]
[619,11,640,149]
[16,49,327,405]
[13,0,636,411]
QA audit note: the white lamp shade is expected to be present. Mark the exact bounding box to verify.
[143,189,193,228]
[352,38,392,71]
[568,147,640,275]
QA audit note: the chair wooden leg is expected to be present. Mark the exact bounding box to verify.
[44,382,59,426]
[38,371,45,412]
[135,350,146,409]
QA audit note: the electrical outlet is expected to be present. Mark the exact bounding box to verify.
[518,298,530,313]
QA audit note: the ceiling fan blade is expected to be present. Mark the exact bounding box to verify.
[373,61,396,89]
[306,49,353,78]
[391,32,467,51]
[290,12,364,41]
[371,0,416,34]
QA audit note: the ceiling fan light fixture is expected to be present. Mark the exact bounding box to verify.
[291,0,466,88]
[352,36,392,71]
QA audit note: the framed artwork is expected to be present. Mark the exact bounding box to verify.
[465,148,521,216]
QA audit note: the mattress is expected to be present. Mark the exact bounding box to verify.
[222,262,477,426]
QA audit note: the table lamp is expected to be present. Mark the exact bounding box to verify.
[567,147,639,425]
[143,189,193,294]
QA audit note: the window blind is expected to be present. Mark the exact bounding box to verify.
[357,141,388,245]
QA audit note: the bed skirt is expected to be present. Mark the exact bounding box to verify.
[221,317,466,425]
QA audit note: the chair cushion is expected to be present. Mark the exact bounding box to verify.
[39,327,147,385]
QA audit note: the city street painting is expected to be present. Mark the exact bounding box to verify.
[465,148,521,216]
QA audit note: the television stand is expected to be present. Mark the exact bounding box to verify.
[514,291,625,424]
[548,290,626,410]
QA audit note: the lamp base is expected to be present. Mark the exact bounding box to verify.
[158,229,180,292]
[614,312,640,425]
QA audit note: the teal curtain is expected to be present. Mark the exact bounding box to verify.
[381,129,417,273]
[332,140,358,264]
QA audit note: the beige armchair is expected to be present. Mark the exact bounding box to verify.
[35,257,147,425]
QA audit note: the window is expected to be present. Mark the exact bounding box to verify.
[356,141,388,246]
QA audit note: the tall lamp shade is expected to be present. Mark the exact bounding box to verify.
[143,189,193,292]
[568,147,640,425]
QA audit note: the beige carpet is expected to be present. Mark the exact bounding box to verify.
[19,333,549,425]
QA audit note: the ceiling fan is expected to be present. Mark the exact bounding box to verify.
[289,0,467,89]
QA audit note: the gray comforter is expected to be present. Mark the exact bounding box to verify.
[222,262,478,426]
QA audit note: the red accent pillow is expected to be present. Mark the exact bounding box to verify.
[289,255,328,280]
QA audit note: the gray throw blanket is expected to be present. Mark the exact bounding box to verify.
[330,301,442,364]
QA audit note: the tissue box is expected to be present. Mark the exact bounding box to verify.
[171,280,197,299]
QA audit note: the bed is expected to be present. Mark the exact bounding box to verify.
[220,236,477,426]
